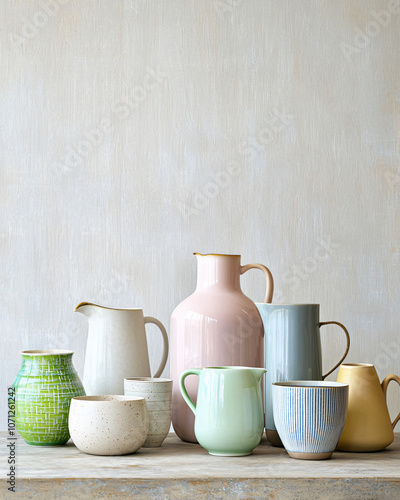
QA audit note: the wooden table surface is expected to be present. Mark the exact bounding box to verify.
[1,432,399,499]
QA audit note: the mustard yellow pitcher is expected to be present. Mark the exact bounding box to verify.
[336,363,400,452]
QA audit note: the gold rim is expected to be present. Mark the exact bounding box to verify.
[255,303,320,307]
[75,302,142,312]
[194,253,240,257]
[340,363,373,367]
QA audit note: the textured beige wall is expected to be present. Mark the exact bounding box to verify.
[1,0,399,430]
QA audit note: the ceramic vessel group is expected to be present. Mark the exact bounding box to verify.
[171,253,273,443]
[11,252,400,460]
[256,303,350,447]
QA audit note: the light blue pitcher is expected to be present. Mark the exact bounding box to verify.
[256,304,350,446]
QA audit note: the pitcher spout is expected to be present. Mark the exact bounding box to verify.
[251,368,267,383]
[74,302,100,317]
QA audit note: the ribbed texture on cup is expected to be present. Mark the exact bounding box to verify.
[124,380,172,447]
[273,385,348,454]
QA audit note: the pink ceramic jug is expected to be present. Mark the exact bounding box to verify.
[170,253,274,442]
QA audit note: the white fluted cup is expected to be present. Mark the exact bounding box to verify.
[68,395,149,456]
[272,381,349,460]
[124,377,172,447]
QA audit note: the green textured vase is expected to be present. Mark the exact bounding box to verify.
[13,349,85,446]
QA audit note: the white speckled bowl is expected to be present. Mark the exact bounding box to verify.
[68,395,149,456]
[125,378,172,447]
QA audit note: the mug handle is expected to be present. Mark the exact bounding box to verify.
[179,369,201,415]
[143,316,169,378]
[240,263,274,303]
[318,321,351,379]
[381,374,400,429]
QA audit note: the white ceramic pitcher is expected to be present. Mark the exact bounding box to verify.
[75,303,169,395]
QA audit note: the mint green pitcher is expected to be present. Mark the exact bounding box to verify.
[179,366,266,456]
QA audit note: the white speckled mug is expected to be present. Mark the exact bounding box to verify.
[68,395,149,456]
[124,377,172,447]
[272,381,349,460]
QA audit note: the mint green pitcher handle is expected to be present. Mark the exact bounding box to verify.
[179,369,201,415]
[240,263,274,303]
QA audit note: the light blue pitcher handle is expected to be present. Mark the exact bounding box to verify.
[318,321,351,379]
[179,369,201,415]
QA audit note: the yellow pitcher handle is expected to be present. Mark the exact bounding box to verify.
[318,321,351,379]
[240,263,274,303]
[381,374,400,429]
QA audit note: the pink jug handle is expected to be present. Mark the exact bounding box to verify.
[318,321,351,379]
[179,369,202,415]
[240,263,274,303]
[143,316,169,378]
[381,374,400,429]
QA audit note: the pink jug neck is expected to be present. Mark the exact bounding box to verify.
[195,253,241,291]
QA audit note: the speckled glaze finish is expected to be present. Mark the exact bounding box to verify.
[68,395,149,456]
[124,378,172,447]
[13,350,85,446]
[273,381,349,460]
